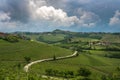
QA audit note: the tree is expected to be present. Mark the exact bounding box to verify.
[53,55,56,60]
[76,53,79,56]
[101,75,107,80]
[66,71,74,78]
[24,56,31,63]
[45,69,53,76]
[77,67,91,77]
[52,70,59,76]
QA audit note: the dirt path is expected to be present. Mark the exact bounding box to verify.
[24,51,78,72]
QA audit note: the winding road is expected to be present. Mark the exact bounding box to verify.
[24,51,78,72]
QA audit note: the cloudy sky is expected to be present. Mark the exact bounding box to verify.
[0,0,120,32]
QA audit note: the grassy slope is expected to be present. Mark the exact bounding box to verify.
[0,39,120,79]
[0,39,72,61]
[40,34,66,42]
[22,31,120,44]
[31,51,120,79]
[0,39,73,79]
[101,34,120,43]
[24,33,66,42]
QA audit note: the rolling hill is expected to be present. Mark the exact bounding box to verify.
[0,31,120,80]
[0,39,73,80]
[15,29,120,44]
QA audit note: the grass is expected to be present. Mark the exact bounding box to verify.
[30,51,120,78]
[0,39,72,61]
[0,39,74,79]
[101,34,120,43]
[24,33,66,43]
[72,37,99,42]
[0,37,120,79]
[40,34,66,42]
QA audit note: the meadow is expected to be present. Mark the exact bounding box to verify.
[0,31,120,80]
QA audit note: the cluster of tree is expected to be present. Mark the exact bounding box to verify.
[77,67,91,77]
[57,42,90,52]
[1,35,19,43]
[0,33,31,43]
[17,34,31,41]
[73,32,103,40]
[105,53,120,59]
[0,33,17,42]
[45,67,91,79]
[45,69,74,78]
[14,32,41,35]
[105,46,120,51]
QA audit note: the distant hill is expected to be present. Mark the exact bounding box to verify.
[13,29,120,44]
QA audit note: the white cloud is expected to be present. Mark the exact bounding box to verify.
[109,10,120,26]
[75,8,100,27]
[29,0,78,27]
[0,11,18,30]
[0,11,10,22]
[28,0,99,27]
[32,6,78,27]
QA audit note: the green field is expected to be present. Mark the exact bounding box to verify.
[0,39,72,60]
[0,39,73,80]
[30,50,120,79]
[16,30,120,44]
[0,31,120,80]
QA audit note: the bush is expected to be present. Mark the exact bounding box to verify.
[101,75,108,80]
[5,35,19,43]
[24,56,31,63]
[105,46,120,51]
[45,69,74,78]
[106,53,120,59]
[45,69,53,76]
[77,67,91,77]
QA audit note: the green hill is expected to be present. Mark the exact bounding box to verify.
[0,39,72,61]
[31,50,120,78]
[0,39,73,79]
[0,31,120,80]
[15,30,120,44]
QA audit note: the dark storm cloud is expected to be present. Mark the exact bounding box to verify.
[0,0,29,22]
